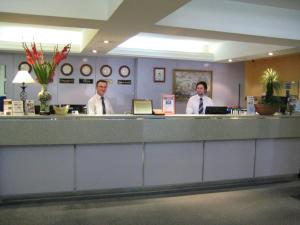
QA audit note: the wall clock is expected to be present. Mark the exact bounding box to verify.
[100,65,112,77]
[119,65,130,78]
[80,64,93,76]
[18,61,32,73]
[61,63,73,76]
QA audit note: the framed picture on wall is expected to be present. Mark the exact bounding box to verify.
[153,67,165,82]
[173,69,212,101]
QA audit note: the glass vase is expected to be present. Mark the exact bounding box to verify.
[38,84,51,115]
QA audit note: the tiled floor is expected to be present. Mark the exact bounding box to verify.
[0,181,300,225]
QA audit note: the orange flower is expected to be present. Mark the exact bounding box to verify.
[23,42,71,84]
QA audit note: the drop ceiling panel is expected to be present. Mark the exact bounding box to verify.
[0,0,123,20]
[157,0,300,41]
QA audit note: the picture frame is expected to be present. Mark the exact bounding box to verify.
[173,69,212,101]
[162,94,176,114]
[153,67,165,82]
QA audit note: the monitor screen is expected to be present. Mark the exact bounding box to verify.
[205,106,228,114]
[132,99,153,115]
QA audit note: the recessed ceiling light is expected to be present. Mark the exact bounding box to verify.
[92,49,97,53]
[268,52,273,56]
[228,59,232,62]
[104,40,109,44]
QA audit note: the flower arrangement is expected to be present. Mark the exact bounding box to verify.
[255,68,282,115]
[261,68,281,105]
[23,42,71,84]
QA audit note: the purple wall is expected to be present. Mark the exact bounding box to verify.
[135,58,244,113]
[2,53,244,114]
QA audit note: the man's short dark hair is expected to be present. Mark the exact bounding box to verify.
[196,81,208,90]
[96,79,108,87]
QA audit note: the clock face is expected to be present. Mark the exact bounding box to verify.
[119,65,130,78]
[18,61,32,73]
[100,65,112,77]
[80,64,93,76]
[61,63,73,76]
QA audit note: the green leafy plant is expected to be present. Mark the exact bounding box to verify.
[260,68,281,105]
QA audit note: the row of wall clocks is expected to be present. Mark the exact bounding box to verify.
[18,61,131,78]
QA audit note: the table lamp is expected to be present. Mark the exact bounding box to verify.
[12,70,35,112]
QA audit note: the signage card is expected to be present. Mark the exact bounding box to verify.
[4,99,12,115]
[59,78,74,84]
[247,96,255,114]
[79,79,93,84]
[118,80,131,85]
[12,100,24,115]
[25,100,35,115]
[162,94,175,114]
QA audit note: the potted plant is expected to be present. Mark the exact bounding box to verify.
[255,68,281,115]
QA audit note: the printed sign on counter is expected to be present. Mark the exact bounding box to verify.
[247,96,255,114]
[12,100,24,116]
[4,99,12,115]
[162,94,175,114]
[25,100,35,115]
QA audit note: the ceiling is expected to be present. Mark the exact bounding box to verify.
[0,0,300,62]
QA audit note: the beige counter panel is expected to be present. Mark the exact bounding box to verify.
[0,115,300,145]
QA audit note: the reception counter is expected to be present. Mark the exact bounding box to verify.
[0,114,300,200]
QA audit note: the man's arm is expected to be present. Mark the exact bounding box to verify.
[87,98,95,114]
[106,100,114,114]
[186,98,194,114]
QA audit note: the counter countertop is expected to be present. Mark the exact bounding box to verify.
[1,113,300,146]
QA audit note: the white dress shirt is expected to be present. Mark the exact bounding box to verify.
[87,94,114,115]
[186,94,214,114]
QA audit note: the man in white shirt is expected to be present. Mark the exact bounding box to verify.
[186,81,214,114]
[87,79,114,115]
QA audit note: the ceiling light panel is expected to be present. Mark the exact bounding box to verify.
[157,0,300,41]
[118,33,221,54]
[0,0,123,20]
[0,23,98,53]
[0,25,82,45]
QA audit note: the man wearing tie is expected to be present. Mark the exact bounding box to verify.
[87,79,114,115]
[186,81,213,114]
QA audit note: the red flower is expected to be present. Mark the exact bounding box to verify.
[31,43,38,63]
[22,42,71,84]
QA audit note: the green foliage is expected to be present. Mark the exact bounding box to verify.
[260,68,281,105]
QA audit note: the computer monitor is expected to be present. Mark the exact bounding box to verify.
[205,106,228,114]
[0,96,6,112]
[132,99,153,115]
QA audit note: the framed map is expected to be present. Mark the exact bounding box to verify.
[173,69,212,101]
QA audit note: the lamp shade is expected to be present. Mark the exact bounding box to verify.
[12,71,35,84]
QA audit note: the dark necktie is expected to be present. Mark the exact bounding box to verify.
[101,96,106,114]
[199,97,203,114]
